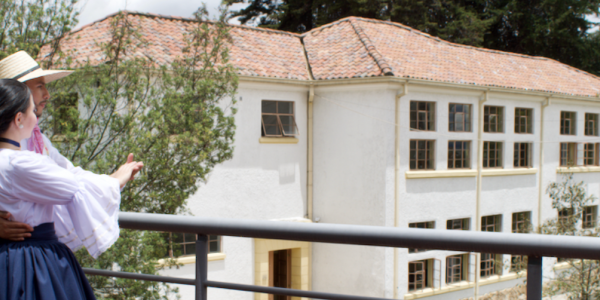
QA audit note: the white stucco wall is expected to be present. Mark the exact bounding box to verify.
[163,81,309,299]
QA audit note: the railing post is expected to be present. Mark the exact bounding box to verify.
[526,256,543,300]
[196,234,208,300]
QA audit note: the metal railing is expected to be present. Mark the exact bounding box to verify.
[83,212,600,300]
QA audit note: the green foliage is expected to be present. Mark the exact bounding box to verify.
[0,0,78,59]
[39,7,238,300]
[542,173,600,300]
[224,0,600,75]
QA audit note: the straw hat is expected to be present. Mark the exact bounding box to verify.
[0,51,72,83]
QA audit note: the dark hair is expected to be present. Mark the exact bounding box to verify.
[0,79,32,134]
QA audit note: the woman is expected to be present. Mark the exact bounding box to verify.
[0,78,143,299]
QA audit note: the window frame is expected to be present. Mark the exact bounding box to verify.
[410,101,436,131]
[512,211,531,233]
[445,255,465,284]
[448,141,471,169]
[447,218,470,230]
[483,105,504,133]
[410,140,435,170]
[585,113,598,136]
[449,103,472,132]
[583,206,597,229]
[165,233,222,258]
[408,260,429,291]
[483,141,503,168]
[560,111,576,135]
[583,143,599,166]
[513,142,532,168]
[261,100,299,137]
[514,108,533,134]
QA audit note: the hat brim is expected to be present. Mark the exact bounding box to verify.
[18,69,73,83]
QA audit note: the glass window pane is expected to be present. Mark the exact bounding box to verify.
[185,243,196,255]
[277,102,293,114]
[262,115,281,135]
[262,101,277,113]
[279,115,297,135]
[184,233,196,243]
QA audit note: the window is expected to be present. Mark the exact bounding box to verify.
[449,104,471,132]
[447,218,470,230]
[165,233,222,257]
[410,101,435,131]
[261,100,298,137]
[585,113,598,136]
[583,206,597,229]
[483,142,503,168]
[560,143,600,166]
[484,106,504,133]
[513,143,532,168]
[560,143,578,166]
[560,111,576,135]
[448,141,470,169]
[409,221,434,253]
[514,108,533,134]
[512,212,531,233]
[480,253,500,278]
[410,140,435,170]
[584,143,599,166]
[408,260,429,291]
[52,92,79,135]
[510,255,527,273]
[558,208,574,233]
[481,215,501,277]
[446,255,468,284]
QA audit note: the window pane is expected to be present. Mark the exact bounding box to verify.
[185,243,196,256]
[279,115,297,135]
[262,115,281,135]
[277,102,293,114]
[262,101,277,113]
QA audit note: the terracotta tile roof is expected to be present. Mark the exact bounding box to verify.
[41,12,600,97]
[41,11,310,80]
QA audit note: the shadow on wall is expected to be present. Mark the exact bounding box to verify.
[482,174,536,191]
[405,177,476,193]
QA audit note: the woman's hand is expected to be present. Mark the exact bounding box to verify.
[110,153,144,188]
[0,211,33,241]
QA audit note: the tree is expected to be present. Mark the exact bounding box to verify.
[224,0,600,75]
[34,7,238,300]
[542,173,600,300]
[0,0,78,60]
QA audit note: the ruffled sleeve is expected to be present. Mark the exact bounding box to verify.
[65,167,121,259]
[8,151,121,259]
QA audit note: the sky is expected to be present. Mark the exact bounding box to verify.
[75,0,246,29]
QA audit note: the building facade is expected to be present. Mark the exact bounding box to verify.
[47,12,600,299]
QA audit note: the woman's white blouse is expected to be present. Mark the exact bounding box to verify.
[0,149,121,258]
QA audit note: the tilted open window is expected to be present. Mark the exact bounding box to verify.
[261,100,299,137]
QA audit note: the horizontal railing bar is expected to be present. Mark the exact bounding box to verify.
[206,280,392,300]
[83,268,195,285]
[119,212,600,259]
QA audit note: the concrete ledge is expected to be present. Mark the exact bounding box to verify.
[482,168,537,177]
[259,137,299,144]
[557,166,600,173]
[404,273,523,299]
[157,252,226,266]
[405,168,537,179]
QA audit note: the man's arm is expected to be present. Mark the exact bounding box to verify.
[0,211,33,241]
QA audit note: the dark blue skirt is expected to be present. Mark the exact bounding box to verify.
[0,223,96,300]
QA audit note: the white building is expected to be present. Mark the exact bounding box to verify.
[51,12,600,299]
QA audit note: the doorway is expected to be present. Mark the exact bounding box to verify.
[269,249,291,300]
